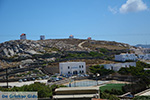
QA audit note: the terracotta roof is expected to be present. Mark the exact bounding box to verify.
[88,37,91,39]
[21,33,26,36]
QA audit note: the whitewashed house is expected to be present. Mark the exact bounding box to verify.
[59,62,86,75]
[100,62,136,71]
[138,54,150,60]
[115,53,137,62]
[20,33,26,40]
[142,48,150,54]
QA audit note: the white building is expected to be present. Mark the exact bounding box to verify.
[59,62,86,75]
[20,33,26,40]
[142,48,150,54]
[138,54,150,60]
[100,62,136,71]
[115,53,137,62]
[40,35,45,40]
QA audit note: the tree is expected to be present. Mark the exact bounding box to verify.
[90,65,114,76]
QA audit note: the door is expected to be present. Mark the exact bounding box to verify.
[73,70,78,75]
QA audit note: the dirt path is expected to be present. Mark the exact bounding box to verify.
[78,41,87,49]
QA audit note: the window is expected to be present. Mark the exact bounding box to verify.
[79,70,82,73]
[82,70,84,73]
[68,71,70,74]
[68,66,70,69]
[79,65,81,68]
[82,65,84,68]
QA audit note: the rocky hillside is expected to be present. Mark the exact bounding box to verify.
[0,39,130,58]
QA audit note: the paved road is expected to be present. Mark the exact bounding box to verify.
[0,79,48,87]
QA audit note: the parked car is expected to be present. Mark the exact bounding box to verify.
[31,77,35,80]
[19,79,23,82]
[56,78,59,81]
[37,77,42,80]
[84,74,89,77]
[48,79,56,82]
[23,79,27,82]
[45,75,49,79]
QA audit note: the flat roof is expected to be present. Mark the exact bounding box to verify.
[60,62,85,64]
[53,94,97,99]
[55,87,99,92]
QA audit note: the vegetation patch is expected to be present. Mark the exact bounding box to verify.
[133,96,150,100]
[100,84,125,92]
[100,92,120,100]
[0,82,66,98]
[90,65,115,76]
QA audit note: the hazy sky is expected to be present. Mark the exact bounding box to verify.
[0,0,150,45]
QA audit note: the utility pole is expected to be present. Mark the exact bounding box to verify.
[96,73,100,86]
[74,78,76,87]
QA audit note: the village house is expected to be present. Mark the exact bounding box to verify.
[100,62,136,71]
[115,53,137,62]
[138,54,150,60]
[20,33,26,40]
[69,35,74,39]
[40,35,45,40]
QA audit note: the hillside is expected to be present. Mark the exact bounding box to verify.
[0,39,130,58]
[0,38,131,72]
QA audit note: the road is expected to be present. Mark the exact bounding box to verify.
[0,79,70,87]
[0,79,48,87]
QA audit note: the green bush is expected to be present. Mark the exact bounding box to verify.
[99,48,108,54]
[100,92,120,100]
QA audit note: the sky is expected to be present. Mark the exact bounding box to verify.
[0,0,150,45]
